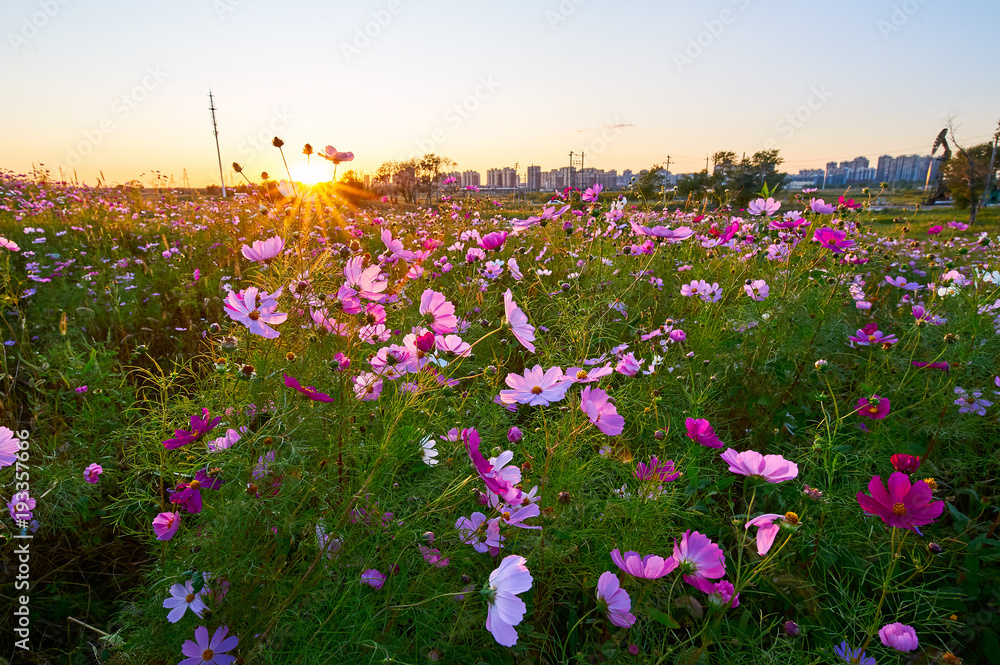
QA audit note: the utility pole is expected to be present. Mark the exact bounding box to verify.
[208,90,226,198]
[981,120,1000,208]
[568,151,575,189]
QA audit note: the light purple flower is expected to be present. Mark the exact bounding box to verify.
[179,625,238,665]
[720,448,798,483]
[484,555,533,646]
[879,622,918,651]
[596,571,635,627]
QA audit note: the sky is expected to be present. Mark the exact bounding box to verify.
[2,0,999,187]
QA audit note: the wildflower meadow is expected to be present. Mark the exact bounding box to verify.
[1,162,999,665]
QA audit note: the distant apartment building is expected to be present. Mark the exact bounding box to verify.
[578,167,618,190]
[526,165,541,191]
[876,154,937,184]
[486,168,502,188]
[461,170,481,188]
[485,167,519,189]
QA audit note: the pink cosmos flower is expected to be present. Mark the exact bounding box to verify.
[179,625,238,665]
[353,373,383,401]
[456,511,504,553]
[720,448,798,483]
[153,511,181,540]
[241,235,284,262]
[615,352,642,377]
[927,225,942,235]
[743,279,769,301]
[596,571,635,628]
[485,555,533,647]
[0,236,20,252]
[809,198,837,214]
[208,427,245,453]
[224,287,287,339]
[812,226,855,253]
[847,325,898,347]
[463,428,515,497]
[283,374,335,403]
[564,364,613,383]
[610,548,677,579]
[629,221,695,241]
[419,289,458,334]
[582,183,603,202]
[685,418,723,448]
[321,145,354,163]
[0,427,21,467]
[84,463,103,483]
[343,256,387,301]
[435,334,471,357]
[879,622,919,651]
[670,530,726,592]
[419,545,450,567]
[361,569,387,590]
[947,221,968,230]
[745,513,787,555]
[747,197,780,216]
[857,394,890,420]
[479,231,508,250]
[580,386,625,436]
[890,454,920,473]
[705,580,740,610]
[381,228,417,262]
[503,289,536,353]
[499,365,570,407]
[163,581,208,623]
[857,472,944,534]
[634,457,680,483]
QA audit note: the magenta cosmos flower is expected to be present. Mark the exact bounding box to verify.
[812,226,855,253]
[241,235,284,262]
[462,428,516,498]
[610,548,677,579]
[419,289,458,334]
[634,457,680,483]
[720,448,798,483]
[499,365,569,407]
[857,472,944,534]
[479,231,508,251]
[179,625,238,665]
[170,468,224,514]
[283,374,335,403]
[890,453,920,473]
[361,569,386,590]
[503,289,536,353]
[879,622,919,651]
[0,426,21,467]
[162,408,222,450]
[484,555,533,647]
[84,463,103,483]
[152,511,181,540]
[670,530,726,592]
[580,386,624,436]
[857,394,890,420]
[596,571,635,628]
[225,287,287,339]
[685,418,723,448]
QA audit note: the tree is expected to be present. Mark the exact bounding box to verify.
[712,149,786,209]
[634,164,666,200]
[417,154,456,205]
[942,141,997,224]
[675,170,713,204]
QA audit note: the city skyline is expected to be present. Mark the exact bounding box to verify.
[3,0,999,187]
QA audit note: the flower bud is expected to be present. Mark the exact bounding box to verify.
[507,426,522,443]
[784,620,800,637]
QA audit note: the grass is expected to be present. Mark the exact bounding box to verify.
[1,168,998,664]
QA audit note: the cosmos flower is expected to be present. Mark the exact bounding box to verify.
[484,555,533,647]
[343,256,387,302]
[705,580,740,610]
[813,226,854,253]
[0,427,21,467]
[629,221,695,240]
[207,428,245,453]
[596,571,635,628]
[503,289,536,353]
[857,395,891,420]
[179,626,238,665]
[479,231,508,250]
[890,454,920,473]
[745,513,789,555]
[856,472,944,534]
[743,279,769,300]
[747,197,780,216]
[420,435,439,466]
[353,373,383,401]
[685,418,723,448]
[153,511,181,540]
[162,408,222,450]
[879,622,919,652]
[847,324,898,347]
[670,530,726,592]
[224,287,287,339]
[360,569,387,590]
[84,463,103,483]
[170,469,223,514]
[499,365,570,407]
[419,289,458,335]
[283,374,335,403]
[809,198,837,214]
[0,236,20,252]
[455,511,503,554]
[954,387,992,415]
[580,386,625,436]
[833,641,874,665]
[720,448,798,483]
[163,581,208,623]
[634,457,679,483]
[610,548,677,580]
[240,235,284,263]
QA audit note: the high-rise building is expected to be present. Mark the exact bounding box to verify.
[461,170,481,188]
[501,167,518,189]
[526,165,541,191]
[486,168,503,188]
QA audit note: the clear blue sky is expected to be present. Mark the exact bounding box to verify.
[2,0,998,186]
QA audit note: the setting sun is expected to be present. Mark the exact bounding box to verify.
[291,162,333,185]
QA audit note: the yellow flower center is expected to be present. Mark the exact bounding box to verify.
[248,310,261,321]
[924,478,938,490]
[185,593,195,603]
[868,405,879,414]
[868,334,877,342]
[189,480,201,490]
[531,386,542,394]
[892,502,907,516]
[201,650,214,661]
[784,511,800,525]
[576,370,588,380]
